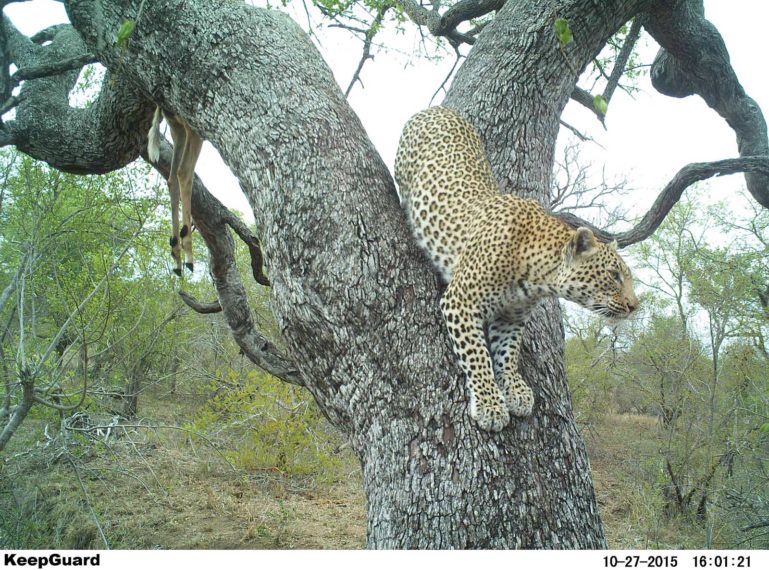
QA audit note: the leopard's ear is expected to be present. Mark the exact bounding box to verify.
[607,239,618,250]
[564,227,599,263]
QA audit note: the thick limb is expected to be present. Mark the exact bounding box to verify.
[440,269,509,432]
[488,317,534,417]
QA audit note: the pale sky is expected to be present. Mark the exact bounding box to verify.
[5,1,769,223]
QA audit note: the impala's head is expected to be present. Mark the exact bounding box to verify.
[556,227,638,321]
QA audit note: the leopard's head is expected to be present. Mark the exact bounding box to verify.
[556,227,638,321]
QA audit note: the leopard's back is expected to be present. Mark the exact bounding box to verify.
[394,106,498,281]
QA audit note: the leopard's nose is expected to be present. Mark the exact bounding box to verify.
[627,301,637,313]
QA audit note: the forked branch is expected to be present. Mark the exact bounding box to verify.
[569,18,642,123]
[392,0,503,47]
[644,0,769,209]
[602,18,642,105]
[344,6,390,96]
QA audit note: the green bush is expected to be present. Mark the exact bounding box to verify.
[187,369,351,484]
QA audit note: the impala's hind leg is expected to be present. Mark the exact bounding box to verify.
[163,113,187,276]
[154,111,203,276]
[176,130,203,272]
[168,175,182,275]
[165,115,189,276]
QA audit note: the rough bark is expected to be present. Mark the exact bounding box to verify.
[2,15,154,172]
[1,0,765,549]
[60,0,613,547]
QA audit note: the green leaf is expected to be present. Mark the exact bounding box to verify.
[593,94,608,116]
[116,19,136,50]
[759,423,769,433]
[554,18,573,45]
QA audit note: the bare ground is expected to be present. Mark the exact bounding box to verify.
[1,430,366,549]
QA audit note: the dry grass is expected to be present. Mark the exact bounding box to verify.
[2,404,704,550]
[85,445,365,549]
[587,413,704,549]
[0,410,366,550]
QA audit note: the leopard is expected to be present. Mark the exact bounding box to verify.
[394,106,638,432]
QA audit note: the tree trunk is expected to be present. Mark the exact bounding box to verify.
[25,0,645,547]
[123,365,141,419]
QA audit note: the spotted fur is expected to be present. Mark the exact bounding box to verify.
[395,106,638,432]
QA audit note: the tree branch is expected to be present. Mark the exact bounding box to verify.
[0,370,34,452]
[33,341,89,412]
[0,10,12,107]
[0,94,22,115]
[345,6,390,97]
[225,218,271,286]
[30,24,72,44]
[429,46,463,106]
[558,119,604,147]
[602,17,642,105]
[145,142,300,387]
[555,156,769,247]
[392,0,476,46]
[439,0,505,32]
[178,291,222,314]
[644,0,769,209]
[0,252,28,315]
[571,86,605,125]
[63,452,111,548]
[742,520,769,532]
[12,52,97,84]
[32,230,137,379]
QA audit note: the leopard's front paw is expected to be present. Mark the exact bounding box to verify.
[470,393,510,432]
[503,379,534,417]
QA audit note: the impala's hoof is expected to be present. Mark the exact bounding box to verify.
[173,267,182,277]
[185,262,194,273]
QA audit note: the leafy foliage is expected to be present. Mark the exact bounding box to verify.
[115,19,136,50]
[554,18,573,45]
[187,369,349,483]
[593,94,608,116]
[566,197,769,547]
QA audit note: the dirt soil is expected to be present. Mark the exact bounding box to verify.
[0,426,366,549]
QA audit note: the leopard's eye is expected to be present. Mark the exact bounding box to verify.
[610,270,623,284]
